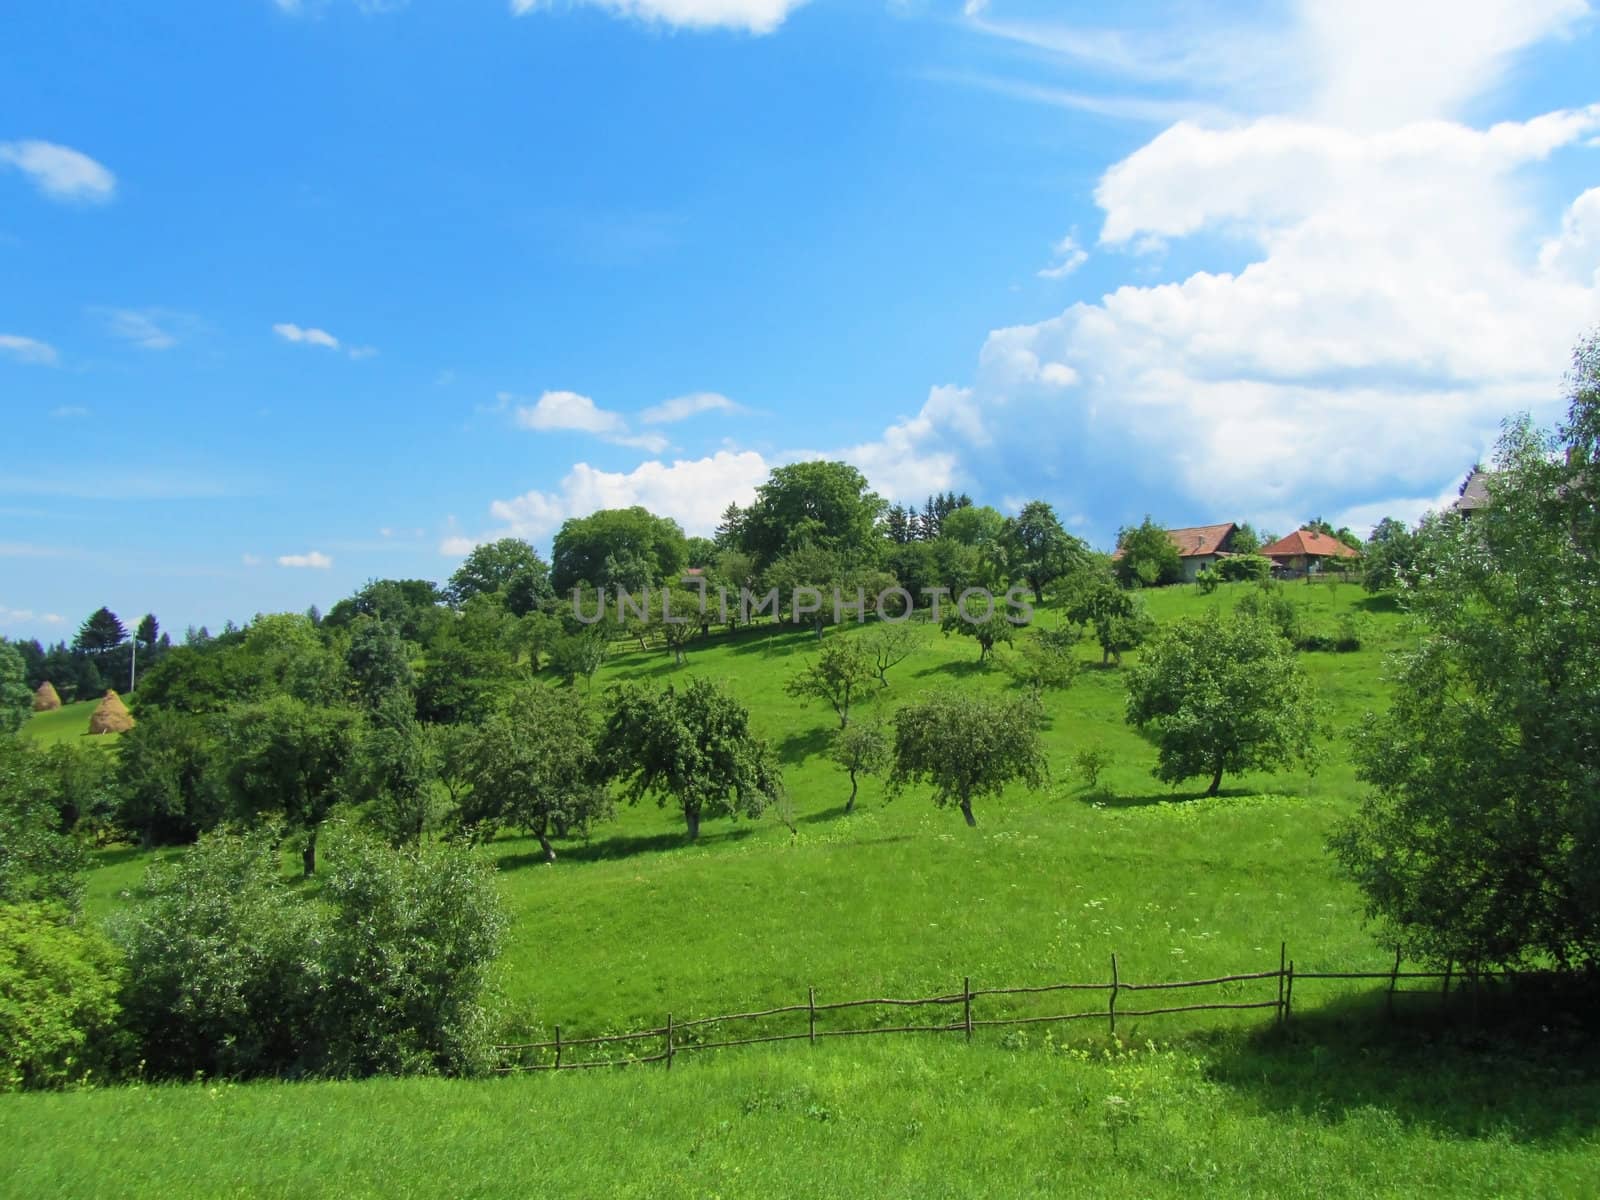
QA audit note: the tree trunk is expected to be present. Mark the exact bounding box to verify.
[685,806,701,841]
[302,826,318,877]
[537,831,556,864]
[959,797,977,827]
[1207,763,1224,796]
[1032,580,1043,605]
[845,771,859,814]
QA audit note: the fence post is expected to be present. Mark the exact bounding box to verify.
[665,1013,673,1070]
[1277,943,1287,1025]
[1386,946,1402,1021]
[808,986,816,1046]
[1284,959,1295,1022]
[554,1024,562,1070]
[1109,953,1120,1038]
[964,976,973,1042]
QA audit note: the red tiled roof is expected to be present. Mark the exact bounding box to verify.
[1164,523,1236,558]
[1258,529,1359,559]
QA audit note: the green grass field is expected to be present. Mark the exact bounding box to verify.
[18,699,119,748]
[6,580,1599,1196]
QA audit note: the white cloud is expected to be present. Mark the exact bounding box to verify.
[1540,187,1600,286]
[51,406,89,419]
[277,551,333,569]
[100,308,181,350]
[639,391,744,424]
[509,0,806,34]
[242,554,263,567]
[1037,234,1088,280]
[0,140,115,203]
[347,344,379,360]
[0,334,58,366]
[273,322,340,349]
[510,389,672,453]
[0,606,65,626]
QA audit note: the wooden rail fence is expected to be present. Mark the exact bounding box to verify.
[495,946,1478,1074]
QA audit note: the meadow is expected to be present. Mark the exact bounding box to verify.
[7,579,1600,1196]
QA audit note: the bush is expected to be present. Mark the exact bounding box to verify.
[1233,589,1304,646]
[1194,567,1219,594]
[1074,745,1111,790]
[0,738,86,910]
[1217,554,1272,583]
[114,824,505,1080]
[0,904,126,1091]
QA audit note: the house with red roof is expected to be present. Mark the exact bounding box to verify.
[1258,528,1360,575]
[1113,522,1241,582]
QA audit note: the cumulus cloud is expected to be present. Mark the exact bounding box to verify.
[0,140,115,203]
[639,391,744,424]
[0,605,65,627]
[509,0,806,34]
[0,334,58,366]
[277,551,333,569]
[509,389,671,453]
[273,322,340,350]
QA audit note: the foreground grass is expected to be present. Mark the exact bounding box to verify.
[5,1029,1598,1199]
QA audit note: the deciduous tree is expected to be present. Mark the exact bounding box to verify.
[888,691,1047,827]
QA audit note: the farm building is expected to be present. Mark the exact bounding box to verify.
[1258,528,1360,575]
[1163,523,1241,582]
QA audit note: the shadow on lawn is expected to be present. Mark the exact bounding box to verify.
[913,658,990,681]
[495,824,760,870]
[1078,786,1253,808]
[778,725,833,762]
[1207,986,1600,1144]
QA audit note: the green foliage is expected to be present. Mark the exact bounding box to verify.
[73,607,127,658]
[1334,355,1600,971]
[739,461,885,568]
[939,594,1020,662]
[343,617,415,709]
[1002,500,1087,602]
[355,700,443,848]
[861,623,919,686]
[220,697,364,875]
[447,538,554,611]
[114,825,504,1080]
[455,686,613,862]
[1114,518,1182,587]
[0,641,31,734]
[1194,566,1220,594]
[827,720,891,813]
[0,738,86,910]
[1064,572,1154,665]
[600,678,783,840]
[940,504,1006,550]
[784,637,876,727]
[324,578,446,645]
[0,904,125,1091]
[1217,554,1272,583]
[115,710,225,845]
[547,628,609,687]
[1073,744,1111,790]
[1229,524,1262,556]
[1361,516,1419,593]
[1125,610,1325,796]
[1233,587,1304,646]
[888,691,1047,826]
[1002,628,1080,701]
[551,509,687,595]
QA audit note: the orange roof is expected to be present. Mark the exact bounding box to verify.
[1165,523,1236,558]
[1258,529,1359,559]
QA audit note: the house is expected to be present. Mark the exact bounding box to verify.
[1258,528,1360,575]
[1452,469,1493,516]
[1111,522,1239,582]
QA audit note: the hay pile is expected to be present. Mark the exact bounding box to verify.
[88,689,135,735]
[32,681,62,712]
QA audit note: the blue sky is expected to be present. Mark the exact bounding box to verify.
[3,0,1599,640]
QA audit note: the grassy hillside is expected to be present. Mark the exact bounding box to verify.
[13,580,1597,1195]
[19,699,119,748]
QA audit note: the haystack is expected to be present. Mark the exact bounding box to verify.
[32,680,62,712]
[88,689,134,735]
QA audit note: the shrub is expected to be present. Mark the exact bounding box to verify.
[114,824,505,1080]
[1217,554,1271,583]
[1074,745,1111,790]
[0,904,126,1091]
[1194,567,1219,594]
[0,738,86,910]
[1233,589,1303,646]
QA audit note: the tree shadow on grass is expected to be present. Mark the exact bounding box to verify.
[1353,593,1402,614]
[1206,985,1600,1144]
[494,824,759,870]
[1077,786,1252,808]
[913,658,990,680]
[726,626,820,657]
[777,725,834,763]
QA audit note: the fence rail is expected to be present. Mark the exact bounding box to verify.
[494,945,1477,1074]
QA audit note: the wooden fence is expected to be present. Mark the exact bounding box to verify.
[495,946,1475,1074]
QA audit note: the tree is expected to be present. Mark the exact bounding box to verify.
[940,598,1019,662]
[738,461,885,568]
[447,538,553,610]
[0,738,87,909]
[941,504,1006,551]
[221,696,363,874]
[72,609,126,676]
[1362,516,1419,593]
[1230,524,1262,556]
[1114,518,1182,587]
[861,623,919,686]
[355,698,441,848]
[784,637,875,728]
[551,508,688,595]
[548,629,608,687]
[1125,610,1324,797]
[115,709,225,846]
[344,617,416,709]
[1332,343,1600,971]
[456,687,612,863]
[657,586,705,666]
[1003,501,1087,603]
[0,641,31,734]
[1064,572,1154,666]
[888,691,1047,827]
[600,678,783,841]
[325,578,446,644]
[684,536,717,568]
[829,720,891,813]
[1003,628,1081,702]
[135,613,159,648]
